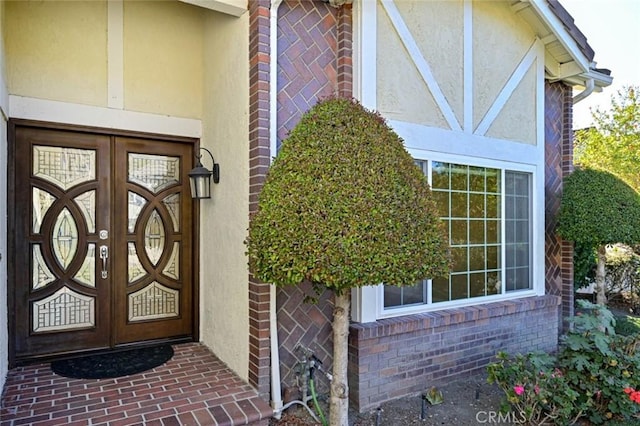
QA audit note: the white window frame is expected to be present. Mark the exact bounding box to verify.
[351,124,545,323]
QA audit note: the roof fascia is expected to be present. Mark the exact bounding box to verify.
[526,0,590,74]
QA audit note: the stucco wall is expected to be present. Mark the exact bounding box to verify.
[200,10,250,381]
[5,0,204,119]
[124,1,203,118]
[5,1,107,106]
[376,0,538,145]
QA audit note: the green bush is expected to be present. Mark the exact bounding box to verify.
[487,352,581,425]
[246,97,450,294]
[557,168,640,248]
[558,301,640,424]
[488,301,640,425]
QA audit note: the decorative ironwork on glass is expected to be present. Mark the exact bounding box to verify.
[144,209,165,266]
[52,207,79,270]
[74,243,96,287]
[128,191,147,233]
[32,286,95,333]
[73,191,96,233]
[128,242,147,283]
[162,193,180,232]
[163,242,180,280]
[128,281,179,322]
[33,146,96,191]
[32,187,57,233]
[128,153,180,193]
[32,244,56,290]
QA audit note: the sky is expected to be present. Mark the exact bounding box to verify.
[560,0,640,129]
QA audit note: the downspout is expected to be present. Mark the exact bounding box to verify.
[269,284,283,417]
[572,78,594,104]
[269,0,284,418]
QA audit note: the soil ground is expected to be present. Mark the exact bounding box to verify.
[271,372,507,425]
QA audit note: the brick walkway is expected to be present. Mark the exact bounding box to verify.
[0,343,273,426]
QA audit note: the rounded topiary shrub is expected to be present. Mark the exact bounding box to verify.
[557,168,640,248]
[246,97,450,294]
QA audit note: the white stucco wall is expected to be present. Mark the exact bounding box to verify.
[200,10,250,381]
[376,0,538,145]
[0,0,8,392]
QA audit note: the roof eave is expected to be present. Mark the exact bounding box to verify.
[522,0,613,89]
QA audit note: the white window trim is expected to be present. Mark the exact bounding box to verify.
[352,124,545,323]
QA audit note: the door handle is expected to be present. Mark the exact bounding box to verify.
[99,245,109,279]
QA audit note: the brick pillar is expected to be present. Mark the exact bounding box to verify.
[248,0,273,398]
[544,81,574,333]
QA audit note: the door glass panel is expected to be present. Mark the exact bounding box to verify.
[162,193,180,232]
[128,242,147,283]
[32,244,56,290]
[128,281,179,322]
[74,243,96,287]
[74,191,96,233]
[52,207,78,270]
[33,146,96,190]
[128,153,180,193]
[128,191,147,233]
[163,242,180,280]
[144,209,165,266]
[32,188,56,233]
[32,286,95,333]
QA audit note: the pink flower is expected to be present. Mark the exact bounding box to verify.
[514,385,525,396]
[534,385,540,395]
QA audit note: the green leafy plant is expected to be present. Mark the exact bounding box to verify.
[487,352,581,425]
[558,300,640,424]
[488,301,640,424]
[246,97,451,425]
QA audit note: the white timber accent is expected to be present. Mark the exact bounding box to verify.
[10,96,202,138]
[380,0,462,132]
[475,38,542,136]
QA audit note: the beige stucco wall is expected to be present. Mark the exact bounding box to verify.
[124,1,203,118]
[473,0,536,144]
[4,1,108,106]
[376,0,538,145]
[199,10,250,381]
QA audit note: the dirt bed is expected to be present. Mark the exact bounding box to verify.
[271,372,509,425]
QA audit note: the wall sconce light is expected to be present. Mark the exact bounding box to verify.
[189,147,220,199]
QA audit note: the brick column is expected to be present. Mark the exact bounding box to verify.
[248,0,273,398]
[544,81,574,333]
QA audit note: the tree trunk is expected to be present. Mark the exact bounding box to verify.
[329,291,350,426]
[595,245,607,305]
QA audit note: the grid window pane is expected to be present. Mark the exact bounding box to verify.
[383,160,532,310]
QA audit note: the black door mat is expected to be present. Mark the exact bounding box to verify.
[51,345,174,379]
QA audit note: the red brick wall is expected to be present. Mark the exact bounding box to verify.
[348,296,560,411]
[544,81,574,331]
[274,0,343,399]
[248,0,272,398]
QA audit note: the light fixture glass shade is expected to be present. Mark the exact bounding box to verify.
[189,165,212,199]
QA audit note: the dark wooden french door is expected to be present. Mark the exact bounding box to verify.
[10,123,196,363]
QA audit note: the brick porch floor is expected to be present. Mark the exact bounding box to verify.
[0,342,273,426]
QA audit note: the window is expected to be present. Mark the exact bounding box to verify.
[383,160,532,310]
